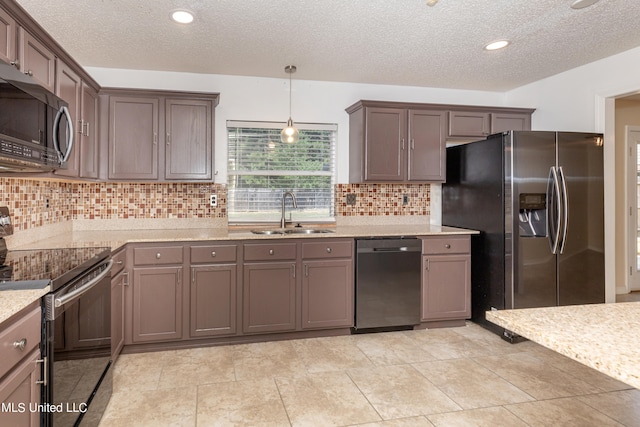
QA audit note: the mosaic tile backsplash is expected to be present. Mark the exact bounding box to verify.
[0,178,430,233]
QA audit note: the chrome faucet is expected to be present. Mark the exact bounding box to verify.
[281,191,298,228]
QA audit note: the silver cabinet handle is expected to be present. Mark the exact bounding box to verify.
[78,119,85,134]
[445,244,451,249]
[269,249,274,255]
[401,138,405,150]
[411,139,415,150]
[13,338,27,351]
[426,258,430,271]
[211,251,216,258]
[292,264,296,278]
[191,268,195,284]
[25,69,33,76]
[156,253,161,259]
[167,133,171,145]
[326,247,332,253]
[304,264,309,277]
[153,133,158,145]
[116,260,124,265]
[84,122,90,137]
[123,271,129,286]
[10,59,19,68]
[36,357,47,386]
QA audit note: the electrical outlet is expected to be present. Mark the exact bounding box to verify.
[209,194,217,207]
[346,194,357,205]
[402,194,409,205]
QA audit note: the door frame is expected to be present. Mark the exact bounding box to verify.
[626,125,640,291]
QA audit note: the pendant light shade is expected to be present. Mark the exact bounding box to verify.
[281,65,299,144]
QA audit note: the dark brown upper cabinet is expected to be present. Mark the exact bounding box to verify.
[347,100,534,183]
[347,101,447,182]
[17,27,55,93]
[100,89,219,182]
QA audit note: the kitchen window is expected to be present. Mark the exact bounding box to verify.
[227,121,337,223]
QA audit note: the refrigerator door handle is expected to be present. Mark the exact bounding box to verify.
[547,166,562,254]
[557,166,569,254]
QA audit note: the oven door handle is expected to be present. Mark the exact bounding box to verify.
[54,260,113,308]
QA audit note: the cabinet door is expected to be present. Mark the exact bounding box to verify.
[421,254,471,321]
[0,349,41,427]
[302,259,353,329]
[243,262,296,334]
[448,111,490,138]
[190,265,237,337]
[408,110,447,181]
[111,270,127,360]
[364,107,406,181]
[54,61,81,177]
[18,28,55,93]
[165,98,212,180]
[0,9,16,75]
[132,266,182,342]
[80,83,99,178]
[108,96,159,180]
[490,112,531,133]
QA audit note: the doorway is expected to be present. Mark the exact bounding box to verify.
[627,126,640,291]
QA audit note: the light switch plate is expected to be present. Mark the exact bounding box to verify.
[209,194,217,207]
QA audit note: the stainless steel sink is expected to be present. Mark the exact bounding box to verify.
[284,228,335,234]
[250,228,335,235]
[250,229,284,235]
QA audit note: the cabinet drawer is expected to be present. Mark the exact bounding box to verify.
[421,236,470,255]
[0,308,40,380]
[302,240,353,259]
[111,248,126,275]
[133,246,184,265]
[244,243,296,261]
[191,244,237,264]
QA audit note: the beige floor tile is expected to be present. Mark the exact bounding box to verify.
[352,416,435,427]
[291,335,374,373]
[159,361,236,389]
[403,328,493,360]
[197,378,290,427]
[412,358,534,409]
[232,340,308,380]
[427,407,530,427]
[100,386,196,427]
[474,352,602,399]
[353,331,437,366]
[525,346,632,392]
[347,364,461,419]
[505,396,625,426]
[112,361,162,393]
[276,371,381,426]
[578,389,640,426]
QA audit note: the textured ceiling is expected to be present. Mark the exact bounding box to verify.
[14,0,640,91]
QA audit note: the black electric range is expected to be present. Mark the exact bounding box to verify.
[0,246,111,292]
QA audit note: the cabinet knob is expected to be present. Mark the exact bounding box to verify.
[13,338,27,351]
[326,247,332,253]
[10,59,19,68]
[211,251,216,257]
[445,244,451,249]
[156,253,161,259]
[25,70,33,77]
[116,260,124,265]
[269,249,274,255]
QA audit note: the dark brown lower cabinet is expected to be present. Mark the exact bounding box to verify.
[302,259,353,329]
[190,265,237,337]
[242,262,297,334]
[420,235,471,322]
[0,349,41,427]
[131,266,183,343]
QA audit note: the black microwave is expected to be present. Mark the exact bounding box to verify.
[0,61,73,172]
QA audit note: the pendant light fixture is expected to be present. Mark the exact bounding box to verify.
[281,65,299,144]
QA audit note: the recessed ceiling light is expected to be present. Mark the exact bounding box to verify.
[171,10,194,24]
[570,0,600,9]
[484,40,510,51]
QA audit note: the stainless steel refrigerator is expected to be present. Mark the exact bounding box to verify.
[442,131,605,340]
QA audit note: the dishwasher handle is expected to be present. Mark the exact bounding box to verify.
[372,247,418,252]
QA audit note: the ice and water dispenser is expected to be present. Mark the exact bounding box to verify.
[518,193,547,237]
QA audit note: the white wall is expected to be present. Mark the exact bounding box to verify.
[505,46,640,302]
[86,67,507,184]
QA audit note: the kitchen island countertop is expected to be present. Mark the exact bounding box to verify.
[487,303,640,390]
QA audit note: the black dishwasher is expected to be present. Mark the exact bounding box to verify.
[354,237,421,332]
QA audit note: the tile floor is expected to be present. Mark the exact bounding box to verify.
[99,321,640,427]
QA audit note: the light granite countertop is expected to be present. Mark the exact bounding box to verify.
[1,222,477,325]
[486,303,640,390]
